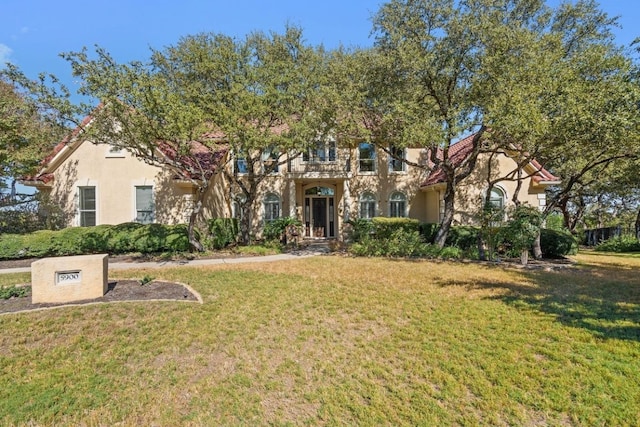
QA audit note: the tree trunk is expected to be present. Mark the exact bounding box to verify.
[434,183,456,248]
[477,232,487,261]
[520,248,529,266]
[635,207,640,241]
[188,191,205,252]
[532,231,542,259]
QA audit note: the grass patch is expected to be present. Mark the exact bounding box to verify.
[0,254,639,425]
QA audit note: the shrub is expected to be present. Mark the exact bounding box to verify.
[0,285,28,299]
[107,223,144,253]
[419,223,439,243]
[0,223,193,259]
[540,228,578,257]
[346,218,376,243]
[207,218,239,249]
[263,217,301,242]
[594,235,640,253]
[371,217,420,240]
[446,226,480,250]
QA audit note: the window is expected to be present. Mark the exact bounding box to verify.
[359,192,377,219]
[488,187,505,210]
[359,142,376,173]
[263,193,280,223]
[389,192,407,218]
[234,154,248,174]
[79,186,96,226]
[388,146,406,172]
[135,186,154,224]
[261,147,279,173]
[232,194,246,220]
[303,140,336,163]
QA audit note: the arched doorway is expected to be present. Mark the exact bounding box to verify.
[303,185,335,238]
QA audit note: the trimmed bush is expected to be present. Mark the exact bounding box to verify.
[540,228,578,257]
[594,235,640,253]
[446,226,480,250]
[419,223,439,243]
[0,223,193,259]
[207,218,239,249]
[371,217,421,239]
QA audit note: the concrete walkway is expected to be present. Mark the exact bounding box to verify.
[0,249,327,275]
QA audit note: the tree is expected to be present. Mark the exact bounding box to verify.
[0,67,77,208]
[367,0,559,248]
[63,26,327,247]
[371,0,640,252]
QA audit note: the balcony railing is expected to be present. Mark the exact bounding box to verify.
[287,153,351,178]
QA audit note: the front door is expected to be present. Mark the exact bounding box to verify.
[312,198,327,237]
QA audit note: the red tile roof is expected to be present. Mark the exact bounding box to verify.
[421,132,559,187]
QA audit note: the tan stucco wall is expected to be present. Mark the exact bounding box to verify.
[44,141,193,226]
[422,151,548,225]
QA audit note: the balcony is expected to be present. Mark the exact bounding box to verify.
[287,153,351,180]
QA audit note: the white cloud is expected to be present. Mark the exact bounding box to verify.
[20,27,29,34]
[0,43,13,68]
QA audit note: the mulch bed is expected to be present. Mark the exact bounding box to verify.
[0,280,199,315]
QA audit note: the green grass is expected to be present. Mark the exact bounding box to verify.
[1,254,639,425]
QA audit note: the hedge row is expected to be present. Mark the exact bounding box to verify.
[0,223,192,260]
[349,218,578,258]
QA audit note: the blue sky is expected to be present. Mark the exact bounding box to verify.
[1,0,639,94]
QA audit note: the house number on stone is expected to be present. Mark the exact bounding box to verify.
[56,271,82,285]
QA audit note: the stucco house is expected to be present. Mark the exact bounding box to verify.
[22,120,559,241]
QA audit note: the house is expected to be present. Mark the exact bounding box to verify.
[23,121,559,241]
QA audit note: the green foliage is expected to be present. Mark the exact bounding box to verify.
[500,206,542,253]
[207,218,239,250]
[349,228,462,260]
[0,285,28,299]
[540,229,579,257]
[370,217,420,239]
[595,235,640,253]
[0,223,192,259]
[348,217,420,243]
[346,218,375,242]
[446,227,480,251]
[418,223,439,243]
[140,275,154,286]
[262,217,301,242]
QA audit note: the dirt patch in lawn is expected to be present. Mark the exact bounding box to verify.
[0,280,200,315]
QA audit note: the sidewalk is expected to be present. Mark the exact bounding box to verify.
[0,250,325,275]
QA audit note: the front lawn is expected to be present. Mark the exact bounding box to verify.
[1,254,639,425]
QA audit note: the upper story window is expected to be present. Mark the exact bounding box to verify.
[388,146,406,172]
[261,147,279,173]
[78,186,96,226]
[263,193,281,223]
[389,191,407,218]
[135,186,155,224]
[234,154,248,175]
[359,192,377,219]
[359,142,376,173]
[303,140,336,163]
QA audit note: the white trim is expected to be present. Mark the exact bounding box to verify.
[75,180,99,226]
[105,145,125,158]
[132,180,155,224]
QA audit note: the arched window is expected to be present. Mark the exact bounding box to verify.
[489,187,505,210]
[389,192,407,218]
[359,192,377,219]
[263,193,280,223]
